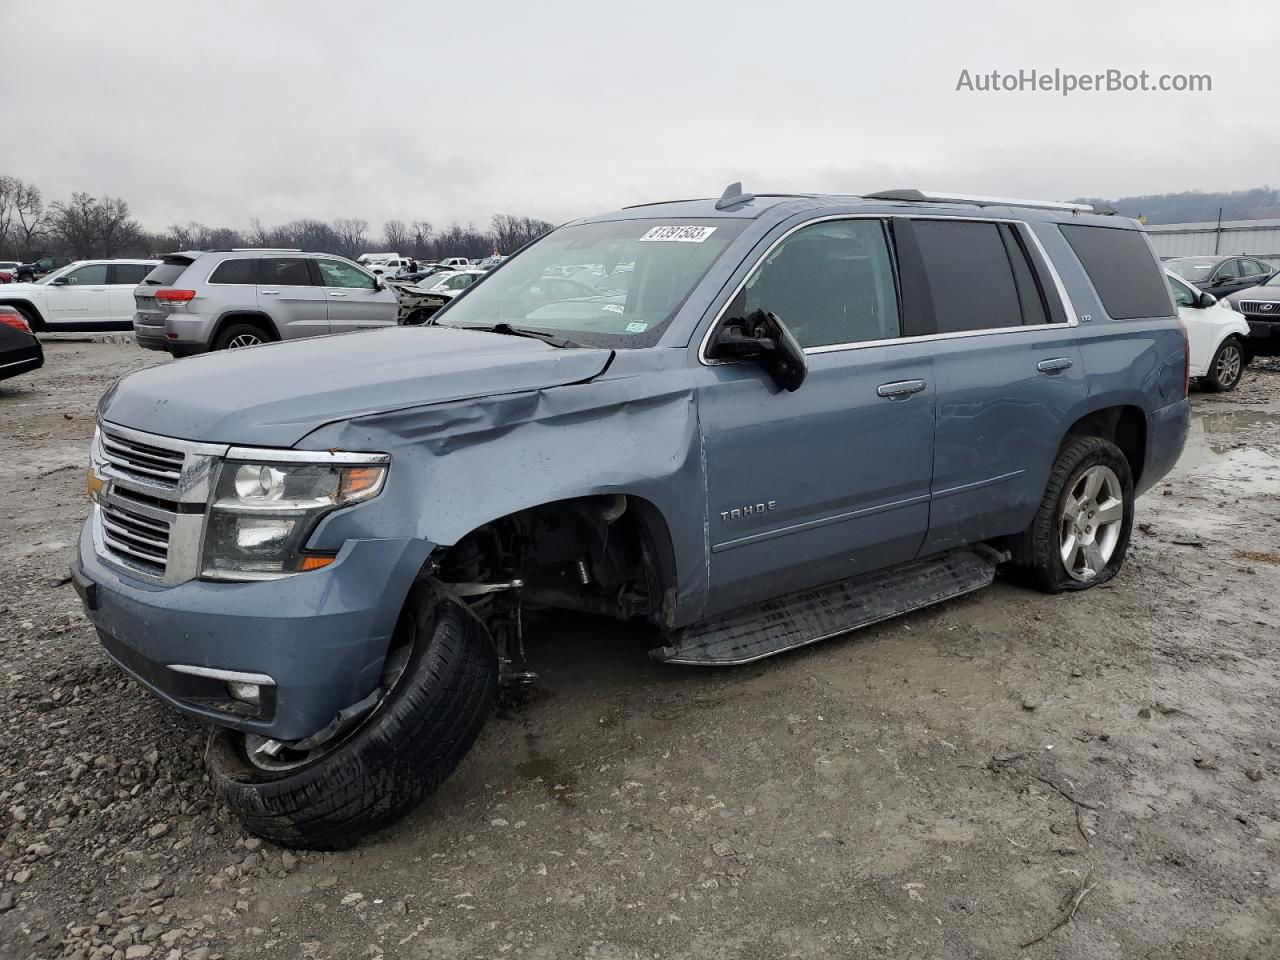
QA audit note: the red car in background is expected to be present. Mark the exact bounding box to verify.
[0,261,21,283]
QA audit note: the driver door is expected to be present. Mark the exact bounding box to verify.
[45,263,112,326]
[696,218,935,617]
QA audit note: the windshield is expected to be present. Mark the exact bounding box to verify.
[1266,273,1280,287]
[436,218,746,347]
[1166,258,1215,278]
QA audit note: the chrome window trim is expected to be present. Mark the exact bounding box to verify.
[224,447,390,465]
[697,212,1080,365]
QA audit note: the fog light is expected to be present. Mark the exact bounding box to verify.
[226,681,262,705]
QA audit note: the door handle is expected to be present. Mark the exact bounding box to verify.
[328,292,347,298]
[260,289,279,295]
[1037,357,1073,373]
[877,379,927,399]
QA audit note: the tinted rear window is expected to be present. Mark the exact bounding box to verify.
[260,258,315,286]
[209,258,259,284]
[111,263,150,285]
[1060,224,1173,319]
[911,220,1023,333]
[142,260,192,286]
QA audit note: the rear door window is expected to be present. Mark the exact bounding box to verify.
[908,220,1023,333]
[259,258,315,286]
[208,258,259,284]
[1059,224,1174,319]
[109,263,150,285]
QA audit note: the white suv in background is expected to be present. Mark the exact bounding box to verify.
[1166,270,1252,391]
[0,260,158,331]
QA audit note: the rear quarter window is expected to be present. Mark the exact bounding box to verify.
[1060,224,1173,319]
[208,259,259,284]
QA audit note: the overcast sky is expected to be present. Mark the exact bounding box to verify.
[8,0,1274,233]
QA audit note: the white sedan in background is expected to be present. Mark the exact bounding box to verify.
[1166,269,1251,392]
[0,259,158,331]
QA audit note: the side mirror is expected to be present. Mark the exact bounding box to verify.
[50,276,69,286]
[1197,291,1217,308]
[710,309,807,391]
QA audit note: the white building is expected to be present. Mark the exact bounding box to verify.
[1143,218,1280,259]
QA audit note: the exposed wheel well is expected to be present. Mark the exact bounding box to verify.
[0,299,44,331]
[434,495,678,630]
[1062,405,1146,487]
[213,312,279,345]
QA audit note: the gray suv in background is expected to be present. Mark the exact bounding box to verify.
[134,249,400,355]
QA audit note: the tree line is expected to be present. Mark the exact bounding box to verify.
[0,175,556,263]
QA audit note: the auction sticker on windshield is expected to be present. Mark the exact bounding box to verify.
[638,225,718,243]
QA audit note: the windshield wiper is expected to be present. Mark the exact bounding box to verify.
[462,322,578,348]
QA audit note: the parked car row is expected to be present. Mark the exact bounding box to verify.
[0,260,158,330]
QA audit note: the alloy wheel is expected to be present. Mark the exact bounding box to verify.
[227,333,263,349]
[1059,464,1125,581]
[1215,343,1242,388]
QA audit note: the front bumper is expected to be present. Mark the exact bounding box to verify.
[74,518,433,740]
[1245,317,1280,355]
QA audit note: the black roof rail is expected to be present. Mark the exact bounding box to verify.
[864,189,1112,215]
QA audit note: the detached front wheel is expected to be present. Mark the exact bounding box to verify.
[1013,436,1135,593]
[207,583,498,849]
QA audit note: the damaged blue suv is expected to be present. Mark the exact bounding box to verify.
[72,185,1189,848]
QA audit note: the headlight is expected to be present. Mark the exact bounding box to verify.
[201,453,388,580]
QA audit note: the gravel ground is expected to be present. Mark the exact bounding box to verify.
[2,338,1279,960]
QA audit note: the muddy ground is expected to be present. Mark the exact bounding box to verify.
[1,338,1278,960]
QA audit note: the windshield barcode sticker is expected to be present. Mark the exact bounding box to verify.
[638,225,717,243]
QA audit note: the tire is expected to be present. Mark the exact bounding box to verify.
[1203,337,1245,392]
[213,322,270,351]
[207,585,498,849]
[1012,436,1134,593]
[404,308,429,326]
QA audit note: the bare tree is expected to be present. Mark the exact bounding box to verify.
[332,217,369,259]
[382,219,411,252]
[410,220,433,258]
[49,193,100,257]
[490,214,554,255]
[12,180,49,257]
[0,176,17,257]
[95,196,141,257]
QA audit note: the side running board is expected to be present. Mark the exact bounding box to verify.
[651,547,1006,667]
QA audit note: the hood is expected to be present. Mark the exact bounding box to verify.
[0,281,45,293]
[1228,285,1280,303]
[100,326,614,448]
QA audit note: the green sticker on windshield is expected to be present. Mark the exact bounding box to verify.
[626,321,648,333]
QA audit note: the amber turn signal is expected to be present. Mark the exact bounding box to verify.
[298,554,335,571]
[87,468,104,502]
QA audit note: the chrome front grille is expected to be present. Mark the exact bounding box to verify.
[100,426,186,487]
[92,421,229,584]
[99,497,171,572]
[1237,300,1280,317]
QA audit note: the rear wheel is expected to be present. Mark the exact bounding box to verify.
[1013,436,1134,593]
[213,322,270,351]
[1203,337,1245,392]
[207,584,498,848]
